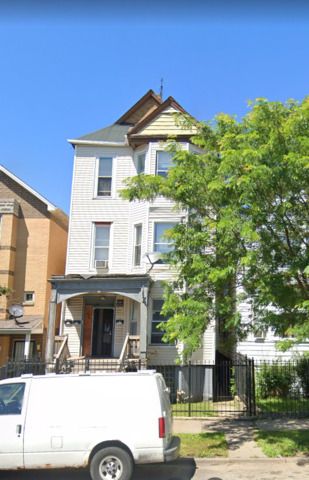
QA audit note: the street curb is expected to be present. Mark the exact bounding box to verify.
[194,456,309,465]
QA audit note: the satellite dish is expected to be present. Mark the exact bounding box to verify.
[143,251,162,264]
[8,305,29,326]
[143,251,162,273]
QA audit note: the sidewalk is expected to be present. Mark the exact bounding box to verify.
[173,417,309,459]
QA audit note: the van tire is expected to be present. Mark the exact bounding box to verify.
[90,446,133,480]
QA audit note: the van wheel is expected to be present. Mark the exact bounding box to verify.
[90,446,133,480]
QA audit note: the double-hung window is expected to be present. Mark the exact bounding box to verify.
[94,224,110,266]
[137,153,145,175]
[97,157,113,196]
[154,222,176,258]
[134,224,142,266]
[156,151,174,178]
[151,299,168,344]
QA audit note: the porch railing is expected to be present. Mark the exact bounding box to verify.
[119,334,141,370]
[54,335,69,364]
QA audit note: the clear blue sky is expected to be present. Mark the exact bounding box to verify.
[1,1,308,215]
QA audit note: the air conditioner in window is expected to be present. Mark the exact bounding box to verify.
[95,260,109,269]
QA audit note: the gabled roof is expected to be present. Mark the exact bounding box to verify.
[128,96,194,135]
[76,124,131,143]
[68,90,197,147]
[115,89,162,125]
[0,165,57,211]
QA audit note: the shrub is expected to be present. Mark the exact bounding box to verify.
[295,354,309,398]
[256,361,295,399]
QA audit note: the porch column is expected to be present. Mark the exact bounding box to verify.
[45,285,57,361]
[140,288,148,358]
[24,334,31,359]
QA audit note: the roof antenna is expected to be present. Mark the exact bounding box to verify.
[160,78,163,100]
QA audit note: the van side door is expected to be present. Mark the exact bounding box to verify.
[0,382,27,469]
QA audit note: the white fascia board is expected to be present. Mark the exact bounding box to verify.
[67,138,129,147]
[0,165,57,211]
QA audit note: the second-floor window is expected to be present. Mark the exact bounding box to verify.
[97,157,113,196]
[134,224,142,266]
[94,224,110,264]
[156,151,174,178]
[154,222,176,257]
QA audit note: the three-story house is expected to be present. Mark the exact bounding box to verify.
[46,90,216,368]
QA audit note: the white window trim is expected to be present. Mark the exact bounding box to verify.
[94,154,116,198]
[133,223,143,267]
[156,150,174,177]
[23,291,35,305]
[90,222,114,271]
[149,298,169,346]
[136,150,146,175]
[152,220,177,266]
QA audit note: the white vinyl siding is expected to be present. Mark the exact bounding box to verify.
[63,296,83,357]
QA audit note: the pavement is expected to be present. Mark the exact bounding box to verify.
[173,417,309,460]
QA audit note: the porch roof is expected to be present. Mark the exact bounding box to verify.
[49,274,152,304]
[0,316,44,335]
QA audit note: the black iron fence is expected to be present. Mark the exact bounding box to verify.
[1,355,308,418]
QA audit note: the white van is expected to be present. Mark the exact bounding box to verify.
[0,371,180,480]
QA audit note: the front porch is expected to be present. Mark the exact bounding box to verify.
[46,274,152,368]
[54,333,144,372]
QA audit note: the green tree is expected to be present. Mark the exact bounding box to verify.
[0,286,13,296]
[121,97,309,359]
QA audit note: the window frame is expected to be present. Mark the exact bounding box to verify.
[156,151,174,178]
[92,223,112,268]
[150,299,169,345]
[23,291,34,305]
[95,156,114,197]
[153,221,176,262]
[133,224,142,267]
[136,151,146,175]
[0,382,26,415]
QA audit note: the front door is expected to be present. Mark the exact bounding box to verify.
[91,308,114,357]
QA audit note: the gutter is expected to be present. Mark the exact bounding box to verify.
[67,138,129,147]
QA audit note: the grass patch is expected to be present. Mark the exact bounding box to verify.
[255,430,309,457]
[256,397,309,414]
[178,432,228,458]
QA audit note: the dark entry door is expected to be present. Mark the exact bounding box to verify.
[91,308,114,357]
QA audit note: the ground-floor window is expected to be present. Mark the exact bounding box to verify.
[151,299,168,344]
[13,340,35,360]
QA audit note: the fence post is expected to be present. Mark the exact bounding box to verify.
[55,358,60,374]
[188,361,192,417]
[251,358,256,416]
[3,357,9,379]
[85,357,90,372]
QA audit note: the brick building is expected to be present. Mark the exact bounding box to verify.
[0,165,68,366]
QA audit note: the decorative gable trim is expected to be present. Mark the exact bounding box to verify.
[115,89,162,125]
[128,96,195,135]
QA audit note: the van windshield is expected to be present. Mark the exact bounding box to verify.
[0,383,25,415]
